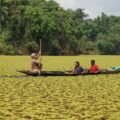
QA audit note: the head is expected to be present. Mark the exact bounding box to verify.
[75,61,80,68]
[31,53,36,59]
[91,59,95,66]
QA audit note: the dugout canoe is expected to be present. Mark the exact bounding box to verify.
[17,70,120,76]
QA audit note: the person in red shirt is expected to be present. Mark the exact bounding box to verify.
[88,60,100,73]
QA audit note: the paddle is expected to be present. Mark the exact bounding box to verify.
[39,39,42,61]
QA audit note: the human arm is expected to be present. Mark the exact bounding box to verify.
[35,50,41,59]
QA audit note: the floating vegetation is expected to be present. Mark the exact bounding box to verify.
[0,56,120,119]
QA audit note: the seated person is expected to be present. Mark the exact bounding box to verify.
[88,59,100,73]
[72,61,84,74]
[31,52,42,73]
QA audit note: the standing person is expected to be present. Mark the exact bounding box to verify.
[31,39,42,73]
[72,61,84,74]
[88,59,99,73]
[31,51,42,73]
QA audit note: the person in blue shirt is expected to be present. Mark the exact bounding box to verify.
[72,61,84,74]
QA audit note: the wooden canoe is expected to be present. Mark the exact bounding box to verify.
[17,70,120,76]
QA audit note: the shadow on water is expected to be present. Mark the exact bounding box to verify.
[0,75,31,78]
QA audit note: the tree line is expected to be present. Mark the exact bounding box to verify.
[0,0,120,55]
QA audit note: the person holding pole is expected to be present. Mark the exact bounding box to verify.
[31,39,42,73]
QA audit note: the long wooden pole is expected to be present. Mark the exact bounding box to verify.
[39,39,42,60]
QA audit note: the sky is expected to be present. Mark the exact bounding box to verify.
[54,0,120,18]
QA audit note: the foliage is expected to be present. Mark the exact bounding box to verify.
[0,0,120,55]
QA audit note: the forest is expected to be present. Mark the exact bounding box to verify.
[0,0,120,55]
